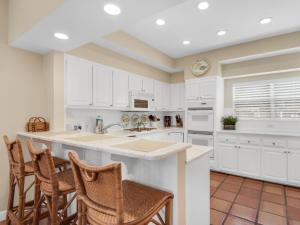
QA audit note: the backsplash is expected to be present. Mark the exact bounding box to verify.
[66,108,184,133]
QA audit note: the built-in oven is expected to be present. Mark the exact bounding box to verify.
[187,105,214,132]
[187,131,214,159]
[130,91,154,111]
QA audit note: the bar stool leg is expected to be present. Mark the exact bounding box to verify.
[17,176,25,224]
[51,194,59,225]
[32,178,41,225]
[165,200,172,225]
[82,202,87,225]
[6,171,15,225]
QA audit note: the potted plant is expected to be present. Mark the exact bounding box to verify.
[222,116,238,130]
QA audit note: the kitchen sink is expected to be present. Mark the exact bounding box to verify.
[125,127,157,132]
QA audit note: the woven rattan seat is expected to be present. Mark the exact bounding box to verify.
[27,140,77,225]
[69,151,174,225]
[3,135,70,225]
[87,180,173,224]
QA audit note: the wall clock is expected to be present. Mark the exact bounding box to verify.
[191,59,210,77]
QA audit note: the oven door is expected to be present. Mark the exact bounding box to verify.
[187,109,214,132]
[187,132,214,158]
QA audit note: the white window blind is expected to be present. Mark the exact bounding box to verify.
[233,78,300,119]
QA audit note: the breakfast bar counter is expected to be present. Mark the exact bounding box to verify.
[18,131,211,225]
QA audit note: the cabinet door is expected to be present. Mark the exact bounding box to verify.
[185,82,199,101]
[93,64,113,107]
[129,74,143,91]
[162,82,170,110]
[288,150,300,184]
[167,132,184,143]
[179,83,185,110]
[170,84,180,110]
[66,57,92,106]
[113,70,129,108]
[219,145,238,172]
[200,80,216,99]
[238,146,261,177]
[262,149,287,182]
[154,81,163,110]
[142,77,154,94]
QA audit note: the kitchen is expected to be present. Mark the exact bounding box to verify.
[1,1,300,225]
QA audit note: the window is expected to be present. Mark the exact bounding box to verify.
[233,78,300,119]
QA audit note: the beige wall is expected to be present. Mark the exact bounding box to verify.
[222,52,300,77]
[170,71,185,83]
[8,0,64,43]
[176,31,300,80]
[104,31,176,70]
[68,43,171,83]
[224,71,300,108]
[0,0,47,211]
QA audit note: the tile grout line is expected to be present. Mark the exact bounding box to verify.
[221,176,246,225]
[284,186,289,225]
[254,180,266,225]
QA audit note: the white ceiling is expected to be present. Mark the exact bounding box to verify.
[124,0,300,58]
[12,0,188,53]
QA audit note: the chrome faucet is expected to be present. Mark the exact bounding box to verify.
[100,123,122,134]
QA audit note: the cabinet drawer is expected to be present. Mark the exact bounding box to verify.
[262,138,286,148]
[287,139,300,150]
[239,136,260,146]
[218,135,237,144]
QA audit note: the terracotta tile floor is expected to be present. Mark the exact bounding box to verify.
[211,171,300,225]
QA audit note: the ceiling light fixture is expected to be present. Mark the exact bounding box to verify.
[156,19,166,26]
[217,30,227,36]
[104,4,121,15]
[260,17,272,24]
[54,33,69,40]
[182,40,191,45]
[198,1,209,10]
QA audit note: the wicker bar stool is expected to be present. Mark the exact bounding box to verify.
[27,140,77,225]
[3,135,70,225]
[69,151,174,225]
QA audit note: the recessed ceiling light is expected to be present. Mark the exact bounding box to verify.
[182,40,191,45]
[260,17,272,24]
[156,19,166,26]
[198,1,209,10]
[54,33,69,40]
[217,30,227,36]
[104,4,121,15]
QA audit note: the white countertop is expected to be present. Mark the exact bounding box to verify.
[186,145,212,163]
[217,130,300,137]
[17,130,190,160]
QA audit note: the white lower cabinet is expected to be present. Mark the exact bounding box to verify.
[216,133,300,186]
[288,150,300,184]
[219,145,238,172]
[262,148,287,182]
[238,146,261,177]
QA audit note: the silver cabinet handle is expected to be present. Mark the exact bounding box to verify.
[248,140,250,143]
[272,142,276,146]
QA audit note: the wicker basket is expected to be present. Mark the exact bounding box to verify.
[26,117,49,132]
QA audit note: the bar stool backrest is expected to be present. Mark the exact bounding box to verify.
[68,151,124,223]
[27,141,58,194]
[3,136,25,177]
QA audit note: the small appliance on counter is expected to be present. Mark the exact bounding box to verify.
[95,115,103,134]
[175,115,183,127]
[164,116,172,128]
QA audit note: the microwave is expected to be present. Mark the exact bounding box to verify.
[130,91,154,111]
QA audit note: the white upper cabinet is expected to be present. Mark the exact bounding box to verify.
[154,81,164,110]
[129,74,154,94]
[113,69,129,108]
[66,56,92,106]
[129,74,143,91]
[93,64,113,107]
[171,83,185,111]
[185,77,219,101]
[162,82,170,110]
[142,77,154,94]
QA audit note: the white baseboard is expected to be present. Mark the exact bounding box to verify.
[0,210,6,222]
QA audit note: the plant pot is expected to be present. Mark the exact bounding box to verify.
[224,124,236,130]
